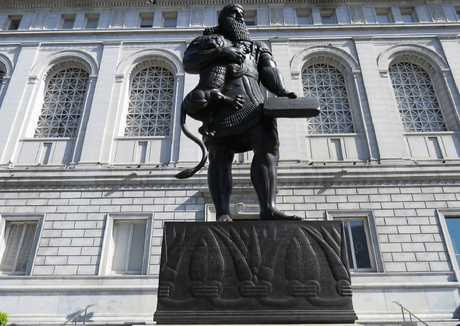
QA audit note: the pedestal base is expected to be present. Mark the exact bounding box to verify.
[155,310,357,324]
[154,221,357,324]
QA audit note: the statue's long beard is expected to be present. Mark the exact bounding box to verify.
[222,17,251,41]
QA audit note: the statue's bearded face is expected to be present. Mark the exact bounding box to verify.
[220,8,251,42]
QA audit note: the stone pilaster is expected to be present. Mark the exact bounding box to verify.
[353,37,409,163]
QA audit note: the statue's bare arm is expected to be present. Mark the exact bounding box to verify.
[259,52,297,99]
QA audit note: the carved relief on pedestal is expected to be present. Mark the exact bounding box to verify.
[155,221,357,324]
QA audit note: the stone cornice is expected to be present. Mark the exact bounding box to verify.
[0,0,427,9]
[0,163,460,191]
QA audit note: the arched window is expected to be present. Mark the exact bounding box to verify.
[389,62,447,133]
[124,65,174,137]
[34,65,90,138]
[0,67,4,84]
[302,63,354,134]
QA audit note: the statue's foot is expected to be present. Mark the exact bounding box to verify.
[260,210,302,221]
[217,214,233,222]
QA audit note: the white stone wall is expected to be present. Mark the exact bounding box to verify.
[0,173,460,323]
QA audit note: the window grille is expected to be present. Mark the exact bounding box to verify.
[0,222,38,275]
[35,67,89,138]
[302,63,354,134]
[389,62,447,133]
[124,65,174,137]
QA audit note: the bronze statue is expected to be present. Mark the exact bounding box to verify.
[176,4,319,221]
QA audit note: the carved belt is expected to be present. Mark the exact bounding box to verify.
[214,103,258,129]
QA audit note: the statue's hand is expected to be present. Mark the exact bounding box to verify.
[208,91,244,110]
[277,90,297,99]
[219,46,246,64]
[228,95,245,110]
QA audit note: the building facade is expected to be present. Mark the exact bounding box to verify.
[0,0,460,325]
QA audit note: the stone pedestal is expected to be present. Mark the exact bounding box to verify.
[154,221,357,324]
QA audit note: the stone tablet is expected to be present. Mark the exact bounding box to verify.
[263,96,321,118]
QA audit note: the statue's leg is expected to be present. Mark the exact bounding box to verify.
[205,137,235,221]
[247,121,301,221]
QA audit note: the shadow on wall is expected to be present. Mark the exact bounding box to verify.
[453,304,460,321]
[65,311,94,324]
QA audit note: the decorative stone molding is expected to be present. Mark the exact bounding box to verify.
[428,5,446,23]
[0,46,19,51]
[42,60,91,79]
[291,45,360,79]
[122,42,182,49]
[110,10,125,28]
[1,76,11,85]
[39,44,102,51]
[30,50,99,77]
[349,6,364,24]
[0,54,14,77]
[352,36,373,42]
[115,74,125,83]
[0,176,460,192]
[290,40,349,47]
[103,41,123,46]
[270,8,284,25]
[377,44,450,76]
[372,38,433,45]
[30,11,49,30]
[27,76,39,84]
[116,48,183,77]
[190,9,204,27]
[269,37,289,43]
[437,34,459,40]
[0,0,388,9]
[21,42,40,47]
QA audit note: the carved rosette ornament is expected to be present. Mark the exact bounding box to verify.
[154,221,357,324]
